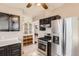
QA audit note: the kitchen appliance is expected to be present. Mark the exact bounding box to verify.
[38,39,48,55]
[38,35,51,56]
[51,17,79,56]
[51,19,64,56]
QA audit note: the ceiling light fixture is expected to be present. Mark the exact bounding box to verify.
[26,3,48,9]
[37,3,41,6]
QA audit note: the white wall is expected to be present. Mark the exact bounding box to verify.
[32,20,39,43]
[0,5,34,47]
[38,27,51,38]
[0,17,24,41]
[0,5,24,42]
[33,20,51,38]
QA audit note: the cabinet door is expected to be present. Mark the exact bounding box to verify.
[40,19,45,25]
[11,49,21,56]
[0,47,6,56]
[6,46,11,56]
[10,43,21,56]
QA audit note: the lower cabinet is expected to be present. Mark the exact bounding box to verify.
[0,47,6,56]
[0,43,21,56]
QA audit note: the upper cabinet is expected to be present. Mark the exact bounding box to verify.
[39,15,61,31]
[29,23,32,34]
[23,17,33,35]
[40,18,51,25]
[24,22,32,35]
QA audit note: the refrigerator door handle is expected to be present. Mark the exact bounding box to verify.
[63,19,66,56]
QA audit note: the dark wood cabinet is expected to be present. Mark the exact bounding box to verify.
[10,43,21,56]
[40,19,43,25]
[39,15,61,25]
[0,43,21,56]
[40,18,51,25]
[6,45,11,56]
[0,47,6,56]
[39,17,51,31]
[44,18,51,24]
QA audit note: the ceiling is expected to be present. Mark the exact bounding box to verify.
[0,3,64,17]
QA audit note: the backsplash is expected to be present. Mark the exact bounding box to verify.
[38,27,51,37]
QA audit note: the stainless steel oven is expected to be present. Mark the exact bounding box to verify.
[38,39,48,55]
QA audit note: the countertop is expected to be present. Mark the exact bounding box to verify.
[0,37,21,47]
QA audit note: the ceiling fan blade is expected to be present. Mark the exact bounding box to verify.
[26,3,32,8]
[41,3,48,9]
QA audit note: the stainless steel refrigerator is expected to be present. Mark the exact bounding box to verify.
[51,17,79,56]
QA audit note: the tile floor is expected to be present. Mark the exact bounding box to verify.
[22,44,44,56]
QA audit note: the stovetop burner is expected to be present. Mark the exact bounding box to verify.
[38,36,51,42]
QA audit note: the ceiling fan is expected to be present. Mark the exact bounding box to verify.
[26,3,48,9]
